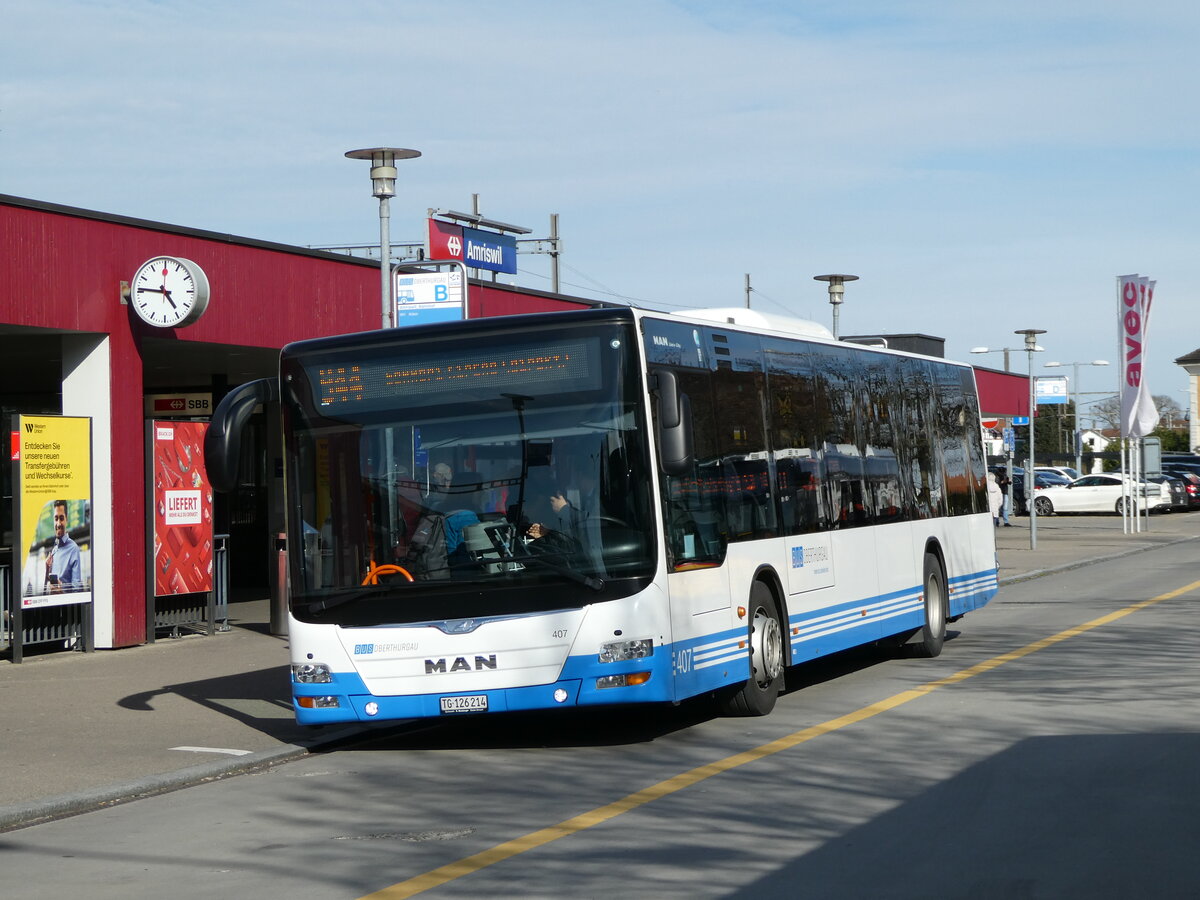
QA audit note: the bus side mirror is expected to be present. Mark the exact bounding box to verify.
[652,369,694,476]
[204,377,278,492]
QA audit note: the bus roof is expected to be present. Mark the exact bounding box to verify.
[664,307,835,340]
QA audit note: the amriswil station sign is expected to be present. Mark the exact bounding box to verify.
[428,218,518,275]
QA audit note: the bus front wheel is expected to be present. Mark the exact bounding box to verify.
[719,582,784,717]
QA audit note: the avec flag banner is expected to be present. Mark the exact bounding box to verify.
[1117,274,1160,439]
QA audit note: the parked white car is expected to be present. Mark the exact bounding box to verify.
[1035,465,1081,481]
[1032,474,1170,516]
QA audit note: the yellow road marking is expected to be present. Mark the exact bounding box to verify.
[362,578,1200,899]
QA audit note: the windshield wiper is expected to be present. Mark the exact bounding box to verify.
[298,588,381,615]
[506,549,605,591]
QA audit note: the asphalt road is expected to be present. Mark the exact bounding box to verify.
[2,540,1198,899]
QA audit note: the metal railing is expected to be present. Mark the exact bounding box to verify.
[3,557,88,659]
[1,560,8,653]
[151,533,230,638]
[5,536,232,659]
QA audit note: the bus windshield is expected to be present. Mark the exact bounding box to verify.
[281,316,656,626]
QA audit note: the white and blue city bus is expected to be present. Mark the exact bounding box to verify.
[205,306,998,724]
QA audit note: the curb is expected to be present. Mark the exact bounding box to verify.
[0,725,367,834]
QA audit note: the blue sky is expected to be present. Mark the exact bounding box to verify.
[3,0,1197,412]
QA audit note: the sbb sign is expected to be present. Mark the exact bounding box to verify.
[145,393,213,417]
[427,218,517,274]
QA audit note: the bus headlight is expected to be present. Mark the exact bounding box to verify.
[293,663,332,683]
[599,638,653,663]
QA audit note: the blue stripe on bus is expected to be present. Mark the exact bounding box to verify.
[292,650,679,725]
[292,566,1000,724]
[784,566,999,661]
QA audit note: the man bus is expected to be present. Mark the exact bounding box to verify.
[206,306,998,724]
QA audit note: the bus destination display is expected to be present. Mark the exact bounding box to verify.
[312,338,597,407]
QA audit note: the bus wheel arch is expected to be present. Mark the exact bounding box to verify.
[719,574,786,717]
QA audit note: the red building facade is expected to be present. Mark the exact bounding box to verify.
[1,195,595,650]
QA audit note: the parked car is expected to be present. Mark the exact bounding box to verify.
[1032,474,1171,516]
[1036,465,1081,481]
[1034,471,1072,488]
[1146,474,1188,511]
[989,466,1070,515]
[1163,468,1200,509]
[1163,461,1200,483]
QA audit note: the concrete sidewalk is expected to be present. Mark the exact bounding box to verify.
[993,508,1200,582]
[2,511,1198,831]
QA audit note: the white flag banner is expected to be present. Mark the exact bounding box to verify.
[1118,274,1160,438]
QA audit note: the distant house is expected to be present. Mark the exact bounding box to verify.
[1174,348,1200,452]
[1080,430,1110,472]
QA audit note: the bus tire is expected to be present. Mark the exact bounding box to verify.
[720,582,784,716]
[911,552,947,658]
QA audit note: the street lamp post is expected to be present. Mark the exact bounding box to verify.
[969,346,1018,372]
[813,274,858,340]
[1044,359,1109,475]
[1016,329,1046,550]
[345,147,421,329]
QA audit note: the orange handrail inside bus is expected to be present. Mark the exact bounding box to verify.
[361,561,415,585]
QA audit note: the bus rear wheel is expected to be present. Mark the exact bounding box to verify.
[720,582,784,716]
[911,553,946,658]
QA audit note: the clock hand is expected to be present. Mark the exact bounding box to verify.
[136,286,167,294]
[161,289,176,308]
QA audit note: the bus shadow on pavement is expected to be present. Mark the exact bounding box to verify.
[116,665,304,742]
[343,698,724,752]
[782,630,963,695]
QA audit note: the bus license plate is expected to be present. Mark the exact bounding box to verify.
[440,695,488,714]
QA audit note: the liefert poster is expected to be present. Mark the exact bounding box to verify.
[17,416,93,609]
[152,420,214,596]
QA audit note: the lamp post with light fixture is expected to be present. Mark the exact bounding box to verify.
[1044,359,1109,474]
[1015,329,1046,549]
[969,346,1019,372]
[345,147,421,329]
[813,274,858,340]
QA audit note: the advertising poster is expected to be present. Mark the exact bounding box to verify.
[152,420,214,596]
[17,416,93,609]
